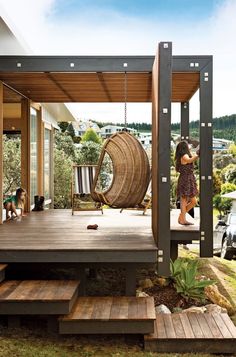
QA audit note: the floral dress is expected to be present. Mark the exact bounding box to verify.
[177,162,198,198]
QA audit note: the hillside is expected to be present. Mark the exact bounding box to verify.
[96,114,236,142]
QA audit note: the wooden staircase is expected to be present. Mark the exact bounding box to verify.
[59,296,156,334]
[0,264,236,355]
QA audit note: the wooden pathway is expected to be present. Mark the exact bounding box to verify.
[145,312,236,353]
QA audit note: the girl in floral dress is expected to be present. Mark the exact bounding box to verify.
[175,141,199,225]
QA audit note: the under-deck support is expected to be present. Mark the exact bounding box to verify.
[0,82,3,224]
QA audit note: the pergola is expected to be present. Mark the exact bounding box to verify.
[0,42,213,276]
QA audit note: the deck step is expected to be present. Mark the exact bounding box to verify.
[0,280,79,315]
[59,296,156,334]
[0,264,8,283]
[144,312,236,354]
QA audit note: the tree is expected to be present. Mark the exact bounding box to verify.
[213,194,232,216]
[229,143,236,157]
[58,121,69,133]
[213,170,222,195]
[3,135,21,195]
[77,141,102,165]
[67,122,75,138]
[81,128,102,144]
[54,131,77,161]
[54,148,73,209]
[221,164,236,185]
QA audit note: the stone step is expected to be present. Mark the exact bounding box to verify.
[59,296,156,334]
[0,280,79,315]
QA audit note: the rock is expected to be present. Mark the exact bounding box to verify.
[205,304,227,314]
[182,306,206,314]
[138,278,153,289]
[153,277,169,287]
[173,307,183,314]
[155,304,171,314]
[136,290,149,297]
[205,285,235,316]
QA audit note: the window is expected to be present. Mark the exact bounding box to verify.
[44,128,51,201]
[30,108,38,205]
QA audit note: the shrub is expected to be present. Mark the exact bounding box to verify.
[221,164,236,185]
[81,128,102,144]
[54,148,73,209]
[170,259,215,302]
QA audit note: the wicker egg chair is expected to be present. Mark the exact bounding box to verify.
[91,131,150,208]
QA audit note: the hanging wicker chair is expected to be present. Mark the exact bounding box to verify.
[91,131,150,208]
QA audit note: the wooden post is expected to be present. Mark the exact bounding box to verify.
[37,107,44,196]
[0,82,3,224]
[152,42,172,276]
[21,98,31,212]
[199,58,213,257]
[180,102,189,140]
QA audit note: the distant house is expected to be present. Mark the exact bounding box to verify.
[213,138,233,151]
[138,133,152,147]
[72,119,101,137]
[100,125,137,138]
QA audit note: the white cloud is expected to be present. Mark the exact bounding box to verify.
[0,0,235,123]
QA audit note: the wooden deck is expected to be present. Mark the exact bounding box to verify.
[0,209,157,264]
[59,296,156,334]
[144,312,236,353]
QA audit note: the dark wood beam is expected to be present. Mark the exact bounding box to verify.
[199,59,213,257]
[180,101,189,140]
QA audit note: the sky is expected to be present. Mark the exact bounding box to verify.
[0,0,235,124]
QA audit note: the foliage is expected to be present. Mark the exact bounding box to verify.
[81,128,102,144]
[54,148,73,209]
[221,164,236,185]
[213,154,236,170]
[229,143,236,157]
[171,114,236,142]
[170,259,215,301]
[67,122,75,138]
[54,131,77,161]
[77,141,102,165]
[221,182,236,195]
[58,121,69,133]
[213,170,222,195]
[3,135,21,195]
[213,194,232,215]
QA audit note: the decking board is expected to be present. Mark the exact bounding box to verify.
[0,280,80,315]
[59,296,156,334]
[145,313,236,353]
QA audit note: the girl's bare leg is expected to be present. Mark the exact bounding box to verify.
[4,203,11,220]
[178,197,188,225]
[186,197,197,213]
[11,203,19,218]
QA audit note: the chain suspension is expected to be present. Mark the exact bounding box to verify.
[124,71,127,128]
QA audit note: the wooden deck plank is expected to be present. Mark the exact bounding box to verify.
[179,313,194,338]
[187,313,204,338]
[163,314,176,338]
[204,313,223,338]
[172,314,186,338]
[144,313,236,353]
[220,313,236,338]
[212,313,233,338]
[196,313,214,338]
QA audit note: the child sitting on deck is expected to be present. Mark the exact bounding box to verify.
[4,188,27,220]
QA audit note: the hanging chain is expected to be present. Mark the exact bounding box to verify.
[124,71,127,128]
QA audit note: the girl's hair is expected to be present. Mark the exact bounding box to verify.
[175,141,191,172]
[16,188,26,206]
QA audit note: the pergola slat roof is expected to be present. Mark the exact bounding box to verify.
[1,72,199,103]
[0,55,210,103]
